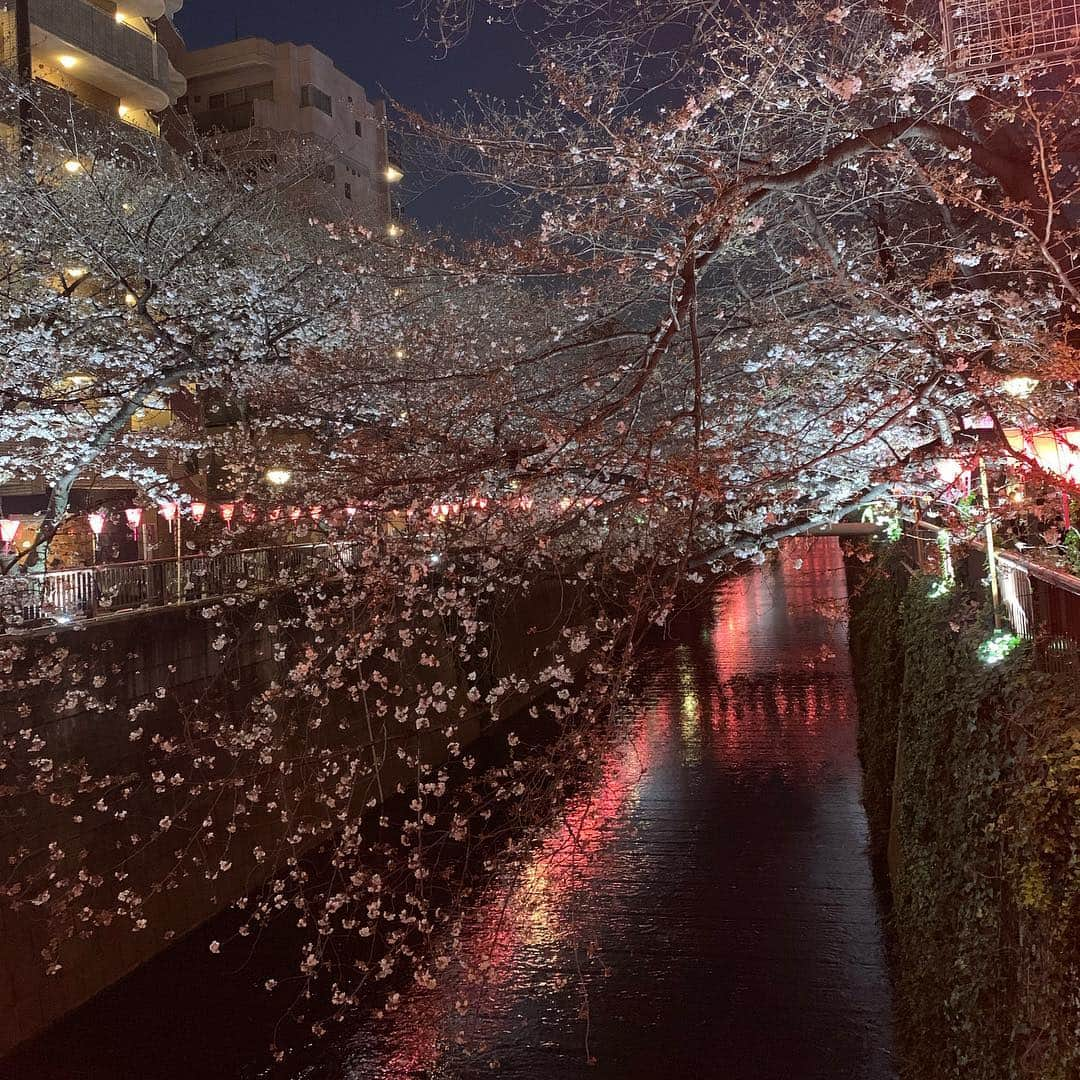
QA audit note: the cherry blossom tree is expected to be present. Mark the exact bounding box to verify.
[2,0,1079,1063]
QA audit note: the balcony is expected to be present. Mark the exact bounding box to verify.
[193,101,255,134]
[29,0,185,110]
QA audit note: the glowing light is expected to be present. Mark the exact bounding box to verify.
[65,266,87,279]
[309,506,322,521]
[935,458,965,485]
[117,104,129,118]
[63,159,83,174]
[218,502,235,528]
[124,291,137,307]
[393,348,406,360]
[977,628,1021,665]
[124,507,143,540]
[385,164,404,183]
[387,222,402,238]
[57,55,78,70]
[87,512,106,536]
[345,506,357,517]
[190,501,206,523]
[0,518,19,552]
[158,501,178,522]
[1001,376,1038,399]
[265,468,292,486]
[289,507,302,522]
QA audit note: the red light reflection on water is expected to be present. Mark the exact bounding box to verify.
[353,539,855,1077]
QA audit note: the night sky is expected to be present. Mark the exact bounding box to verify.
[176,0,536,235]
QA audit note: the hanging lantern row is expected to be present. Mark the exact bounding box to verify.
[1002,427,1080,484]
[934,428,1080,493]
[425,491,612,520]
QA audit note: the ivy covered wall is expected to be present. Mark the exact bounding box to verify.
[847,548,1080,1080]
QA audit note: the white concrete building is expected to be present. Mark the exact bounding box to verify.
[177,37,396,226]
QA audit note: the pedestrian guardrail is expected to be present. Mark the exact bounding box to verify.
[901,521,1080,672]
[0,539,365,630]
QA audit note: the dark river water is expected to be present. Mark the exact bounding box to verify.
[4,538,896,1080]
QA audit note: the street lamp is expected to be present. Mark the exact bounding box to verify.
[265,468,292,487]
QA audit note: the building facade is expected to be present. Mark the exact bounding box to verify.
[1,0,187,135]
[176,37,396,226]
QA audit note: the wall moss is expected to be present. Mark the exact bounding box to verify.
[847,549,1080,1080]
[847,546,907,866]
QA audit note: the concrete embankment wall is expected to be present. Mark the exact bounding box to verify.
[0,572,590,1054]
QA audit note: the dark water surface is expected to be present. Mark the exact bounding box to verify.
[4,539,895,1080]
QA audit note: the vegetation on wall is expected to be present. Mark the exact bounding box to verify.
[848,549,1080,1080]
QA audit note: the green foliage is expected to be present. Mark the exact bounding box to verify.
[849,555,1080,1080]
[1063,527,1080,576]
[847,544,907,866]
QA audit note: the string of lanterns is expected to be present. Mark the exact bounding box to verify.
[0,488,605,562]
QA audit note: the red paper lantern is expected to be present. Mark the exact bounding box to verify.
[218,502,236,529]
[159,501,178,524]
[124,507,143,540]
[0,518,18,552]
[87,512,105,536]
[935,459,965,485]
[190,501,207,524]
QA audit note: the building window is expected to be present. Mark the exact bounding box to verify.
[301,84,333,116]
[344,182,352,200]
[207,83,273,111]
[355,120,363,138]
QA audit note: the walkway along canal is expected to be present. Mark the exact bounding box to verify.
[2,537,896,1079]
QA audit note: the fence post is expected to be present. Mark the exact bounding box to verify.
[978,456,1002,628]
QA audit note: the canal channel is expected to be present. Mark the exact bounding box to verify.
[3,538,896,1080]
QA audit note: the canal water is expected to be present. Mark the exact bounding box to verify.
[4,538,896,1080]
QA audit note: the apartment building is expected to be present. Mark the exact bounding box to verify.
[1,0,187,135]
[176,37,397,226]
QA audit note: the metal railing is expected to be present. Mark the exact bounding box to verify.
[903,521,1080,672]
[0,539,365,630]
